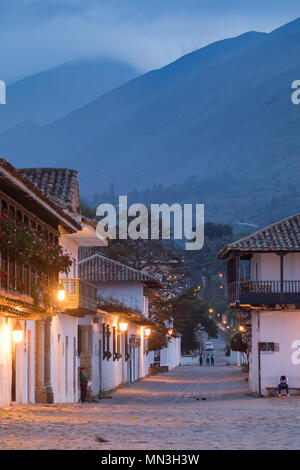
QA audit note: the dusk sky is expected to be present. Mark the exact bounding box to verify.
[1,0,300,82]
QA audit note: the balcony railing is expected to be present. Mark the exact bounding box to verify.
[228,280,300,306]
[61,278,97,314]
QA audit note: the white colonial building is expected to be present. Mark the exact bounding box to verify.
[219,213,300,396]
[0,159,181,407]
[78,253,166,396]
[0,161,105,406]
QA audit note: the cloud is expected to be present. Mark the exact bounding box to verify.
[1,0,300,82]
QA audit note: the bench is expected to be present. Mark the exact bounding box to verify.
[265,387,300,397]
[149,366,169,376]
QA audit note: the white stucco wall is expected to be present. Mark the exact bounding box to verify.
[251,253,300,282]
[51,313,78,403]
[0,317,36,406]
[160,337,181,370]
[251,310,300,395]
[180,355,199,366]
[16,320,35,404]
[97,282,144,313]
[78,313,154,396]
[0,317,12,406]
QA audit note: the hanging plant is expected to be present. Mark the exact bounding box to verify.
[0,210,73,307]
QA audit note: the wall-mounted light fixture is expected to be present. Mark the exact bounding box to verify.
[144,328,151,337]
[57,285,66,302]
[119,321,128,332]
[12,321,23,343]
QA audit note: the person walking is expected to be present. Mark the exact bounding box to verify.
[79,367,89,404]
[199,353,203,366]
[206,354,210,366]
[211,353,215,367]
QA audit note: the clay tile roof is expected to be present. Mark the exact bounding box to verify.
[78,254,162,288]
[218,213,300,258]
[18,167,78,207]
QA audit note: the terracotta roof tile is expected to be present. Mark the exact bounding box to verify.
[219,213,300,258]
[18,167,78,207]
[78,254,161,287]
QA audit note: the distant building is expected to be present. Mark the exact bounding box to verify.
[219,213,300,396]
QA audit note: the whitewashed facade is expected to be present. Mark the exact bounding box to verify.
[0,162,106,406]
[219,213,300,396]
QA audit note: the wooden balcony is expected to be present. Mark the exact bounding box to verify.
[228,280,300,307]
[0,246,54,317]
[60,278,98,316]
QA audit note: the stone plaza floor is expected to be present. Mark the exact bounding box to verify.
[0,364,300,450]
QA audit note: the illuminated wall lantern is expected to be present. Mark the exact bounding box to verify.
[57,286,66,302]
[168,328,173,336]
[12,321,23,343]
[119,322,128,332]
[208,308,214,314]
[144,328,151,337]
[239,325,245,332]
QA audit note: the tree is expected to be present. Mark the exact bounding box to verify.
[230,332,249,366]
[80,200,95,219]
[171,287,218,354]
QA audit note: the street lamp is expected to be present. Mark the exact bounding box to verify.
[239,325,245,332]
[12,321,23,343]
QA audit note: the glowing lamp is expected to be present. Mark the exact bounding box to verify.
[208,308,213,313]
[57,288,66,302]
[168,328,173,336]
[12,321,23,343]
[239,325,245,332]
[119,322,128,332]
[144,328,151,337]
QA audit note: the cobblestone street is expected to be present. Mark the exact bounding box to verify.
[1,362,300,450]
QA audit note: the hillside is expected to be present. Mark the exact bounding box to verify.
[0,58,138,132]
[1,19,300,225]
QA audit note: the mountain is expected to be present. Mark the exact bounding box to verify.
[1,18,300,225]
[0,30,266,178]
[0,58,138,132]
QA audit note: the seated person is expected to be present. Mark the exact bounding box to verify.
[278,375,289,397]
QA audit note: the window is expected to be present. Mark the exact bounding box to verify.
[102,324,111,360]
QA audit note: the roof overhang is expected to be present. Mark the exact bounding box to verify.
[61,221,107,247]
[0,159,81,233]
[218,247,300,259]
